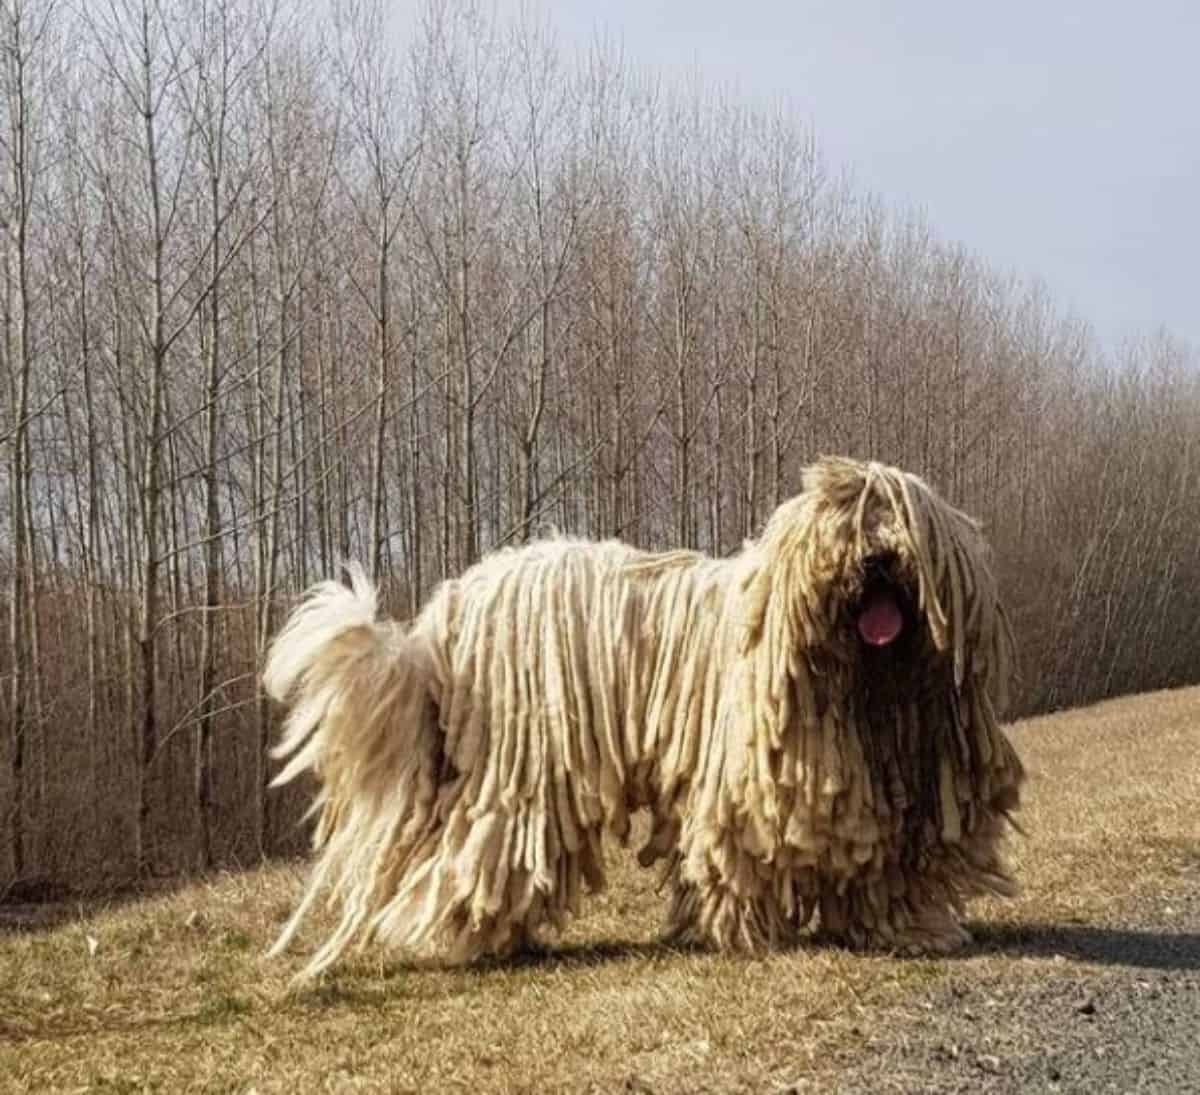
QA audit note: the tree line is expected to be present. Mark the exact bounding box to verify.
[2,0,1197,893]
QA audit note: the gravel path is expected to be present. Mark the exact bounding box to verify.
[802,880,1200,1094]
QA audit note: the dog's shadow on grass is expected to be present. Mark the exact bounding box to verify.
[236,922,1200,1022]
[961,920,1200,973]
[473,920,1200,977]
[483,937,707,971]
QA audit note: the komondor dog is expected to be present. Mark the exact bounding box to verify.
[264,456,1024,980]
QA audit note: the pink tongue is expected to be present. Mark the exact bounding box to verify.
[858,590,903,646]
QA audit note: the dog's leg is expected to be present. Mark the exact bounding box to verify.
[817,875,971,956]
[374,803,609,964]
[662,844,792,954]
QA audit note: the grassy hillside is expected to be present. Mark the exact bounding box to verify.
[2,687,1198,1093]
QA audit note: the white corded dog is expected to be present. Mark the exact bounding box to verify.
[264,456,1025,980]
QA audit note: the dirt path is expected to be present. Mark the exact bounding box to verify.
[800,878,1200,1093]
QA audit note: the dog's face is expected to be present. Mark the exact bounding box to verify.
[820,507,938,690]
[745,457,1004,703]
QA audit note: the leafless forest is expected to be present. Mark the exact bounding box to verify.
[1,0,1197,893]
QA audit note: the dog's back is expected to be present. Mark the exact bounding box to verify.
[263,539,738,979]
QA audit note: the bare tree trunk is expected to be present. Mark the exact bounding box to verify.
[457,176,477,565]
[131,0,170,878]
[2,0,42,882]
[408,302,423,612]
[192,0,245,873]
[81,273,100,821]
[368,201,391,580]
[250,222,280,857]
[196,184,223,875]
[5,309,28,878]
[440,302,453,577]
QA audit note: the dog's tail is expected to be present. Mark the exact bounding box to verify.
[262,563,441,973]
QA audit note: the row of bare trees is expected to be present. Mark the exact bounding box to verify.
[2,0,1198,893]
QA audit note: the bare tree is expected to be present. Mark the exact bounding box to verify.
[1,0,56,881]
[332,0,421,582]
[85,0,199,875]
[407,0,513,571]
[502,12,596,543]
[171,0,264,870]
[250,2,339,853]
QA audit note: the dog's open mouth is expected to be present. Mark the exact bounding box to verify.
[855,555,908,647]
[856,587,904,646]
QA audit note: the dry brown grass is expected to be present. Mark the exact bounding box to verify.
[2,686,1197,1094]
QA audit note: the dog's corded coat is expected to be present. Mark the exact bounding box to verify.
[264,458,1025,979]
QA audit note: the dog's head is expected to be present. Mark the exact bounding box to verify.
[732,456,1022,884]
[740,456,1011,707]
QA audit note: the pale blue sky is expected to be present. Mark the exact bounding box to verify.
[400,1,1200,349]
